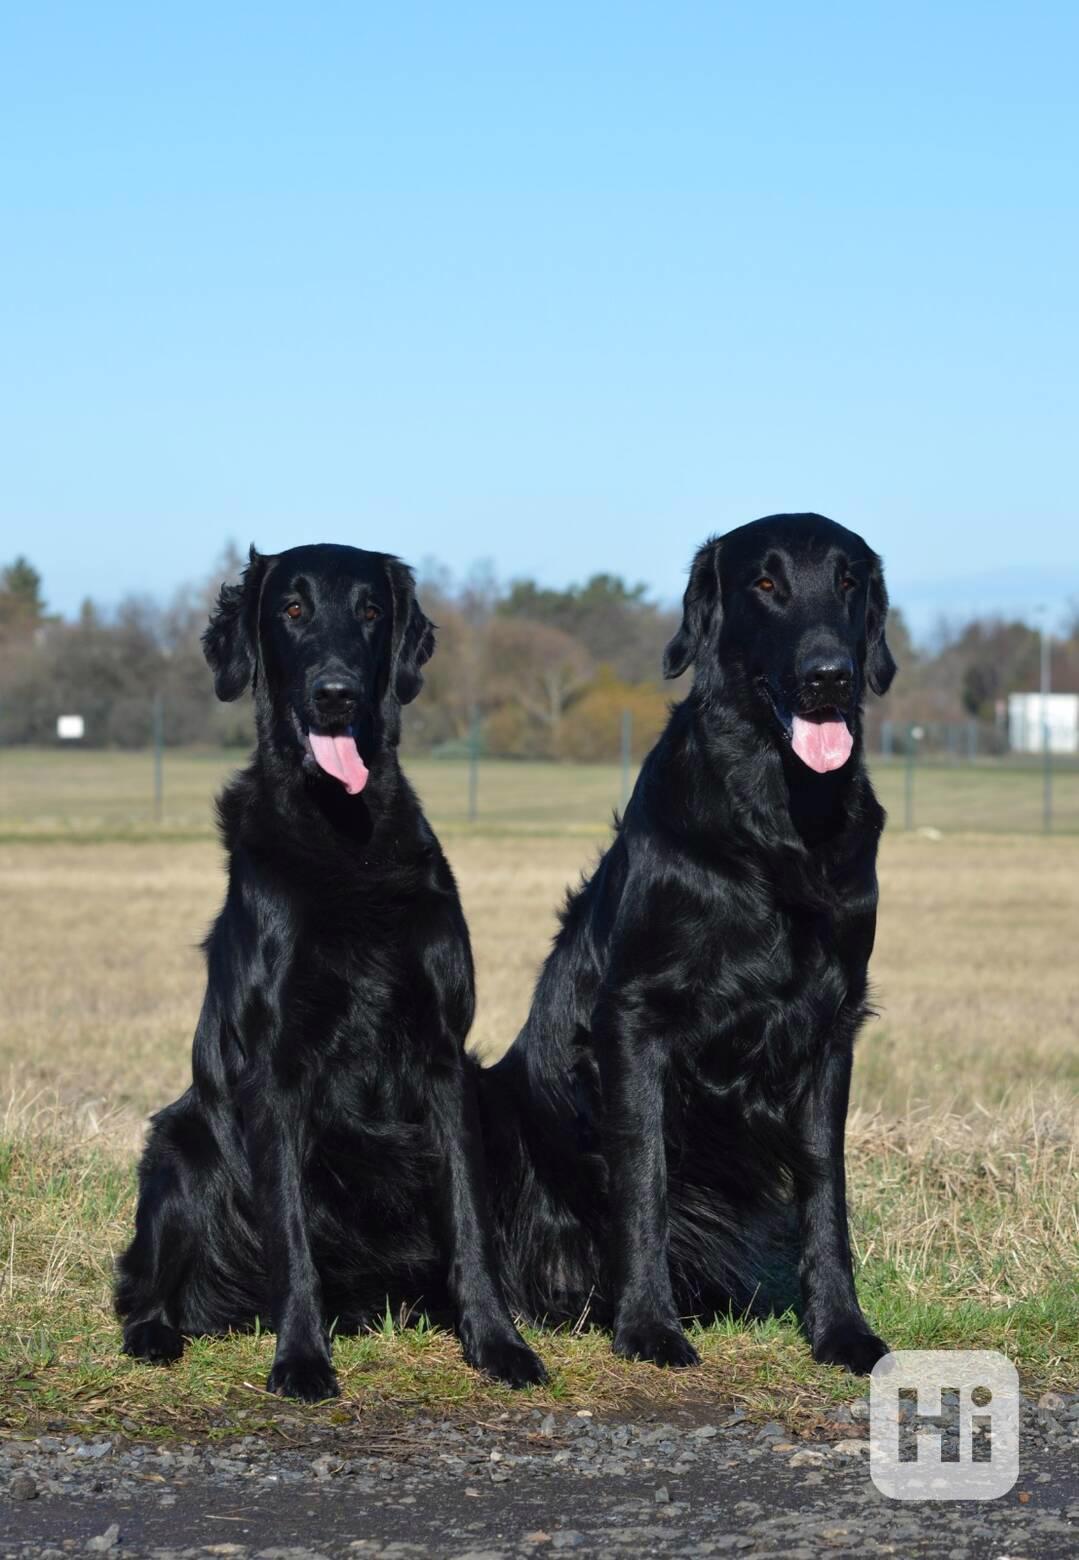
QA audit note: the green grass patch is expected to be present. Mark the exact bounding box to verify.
[2,1105,1075,1443]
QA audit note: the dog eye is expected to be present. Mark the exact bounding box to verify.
[284,602,303,621]
[755,578,775,593]
[363,603,382,623]
[840,576,858,592]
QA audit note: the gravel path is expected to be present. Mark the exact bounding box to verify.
[3,1393,1077,1558]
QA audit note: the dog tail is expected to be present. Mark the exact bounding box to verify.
[668,1184,801,1322]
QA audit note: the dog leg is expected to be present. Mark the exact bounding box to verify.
[597,1008,699,1369]
[432,1055,548,1388]
[798,1044,888,1374]
[245,1095,339,1402]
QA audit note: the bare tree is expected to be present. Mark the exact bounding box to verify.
[484,618,593,747]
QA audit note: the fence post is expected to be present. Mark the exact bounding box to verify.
[467,706,480,823]
[1041,620,1052,834]
[904,724,917,831]
[152,692,164,824]
[620,708,633,808]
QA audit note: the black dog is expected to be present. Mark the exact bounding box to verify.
[482,513,896,1374]
[116,543,545,1398]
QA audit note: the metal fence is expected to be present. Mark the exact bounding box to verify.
[879,719,1001,759]
[2,708,1078,837]
[875,720,1075,834]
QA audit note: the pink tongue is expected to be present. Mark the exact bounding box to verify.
[308,732,370,795]
[791,715,854,774]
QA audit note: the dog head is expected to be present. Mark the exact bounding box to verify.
[664,513,896,774]
[203,543,434,795]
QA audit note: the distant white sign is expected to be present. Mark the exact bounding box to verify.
[57,715,85,740]
[1008,693,1079,755]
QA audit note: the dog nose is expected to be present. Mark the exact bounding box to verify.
[311,675,361,722]
[801,653,854,704]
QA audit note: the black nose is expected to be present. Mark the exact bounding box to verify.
[800,653,854,706]
[311,675,361,723]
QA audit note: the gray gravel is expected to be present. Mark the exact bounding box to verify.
[2,1392,1077,1558]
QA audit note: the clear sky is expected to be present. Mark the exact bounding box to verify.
[3,2,1077,635]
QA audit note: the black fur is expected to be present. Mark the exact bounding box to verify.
[116,543,545,1398]
[481,513,896,1374]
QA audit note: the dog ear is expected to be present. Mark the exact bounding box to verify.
[202,547,267,702]
[663,538,722,679]
[386,559,436,705]
[865,552,897,697]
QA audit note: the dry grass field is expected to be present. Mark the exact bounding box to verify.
[1,748,1077,1436]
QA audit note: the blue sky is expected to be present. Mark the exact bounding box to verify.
[3,2,1077,635]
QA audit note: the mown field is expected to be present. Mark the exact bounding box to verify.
[0,748,1076,1437]
[2,744,1079,838]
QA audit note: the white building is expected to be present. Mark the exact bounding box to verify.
[1008,692,1079,754]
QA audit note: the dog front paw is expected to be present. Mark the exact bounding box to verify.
[812,1319,889,1375]
[613,1317,700,1369]
[266,1352,340,1401]
[123,1319,184,1364]
[466,1330,548,1389]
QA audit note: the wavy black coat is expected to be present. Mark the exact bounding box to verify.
[481,513,897,1373]
[116,543,545,1399]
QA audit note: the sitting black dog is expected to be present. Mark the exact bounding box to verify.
[481,513,896,1374]
[116,543,546,1398]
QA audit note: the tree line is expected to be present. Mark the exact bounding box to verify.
[2,551,1077,758]
[0,550,679,759]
